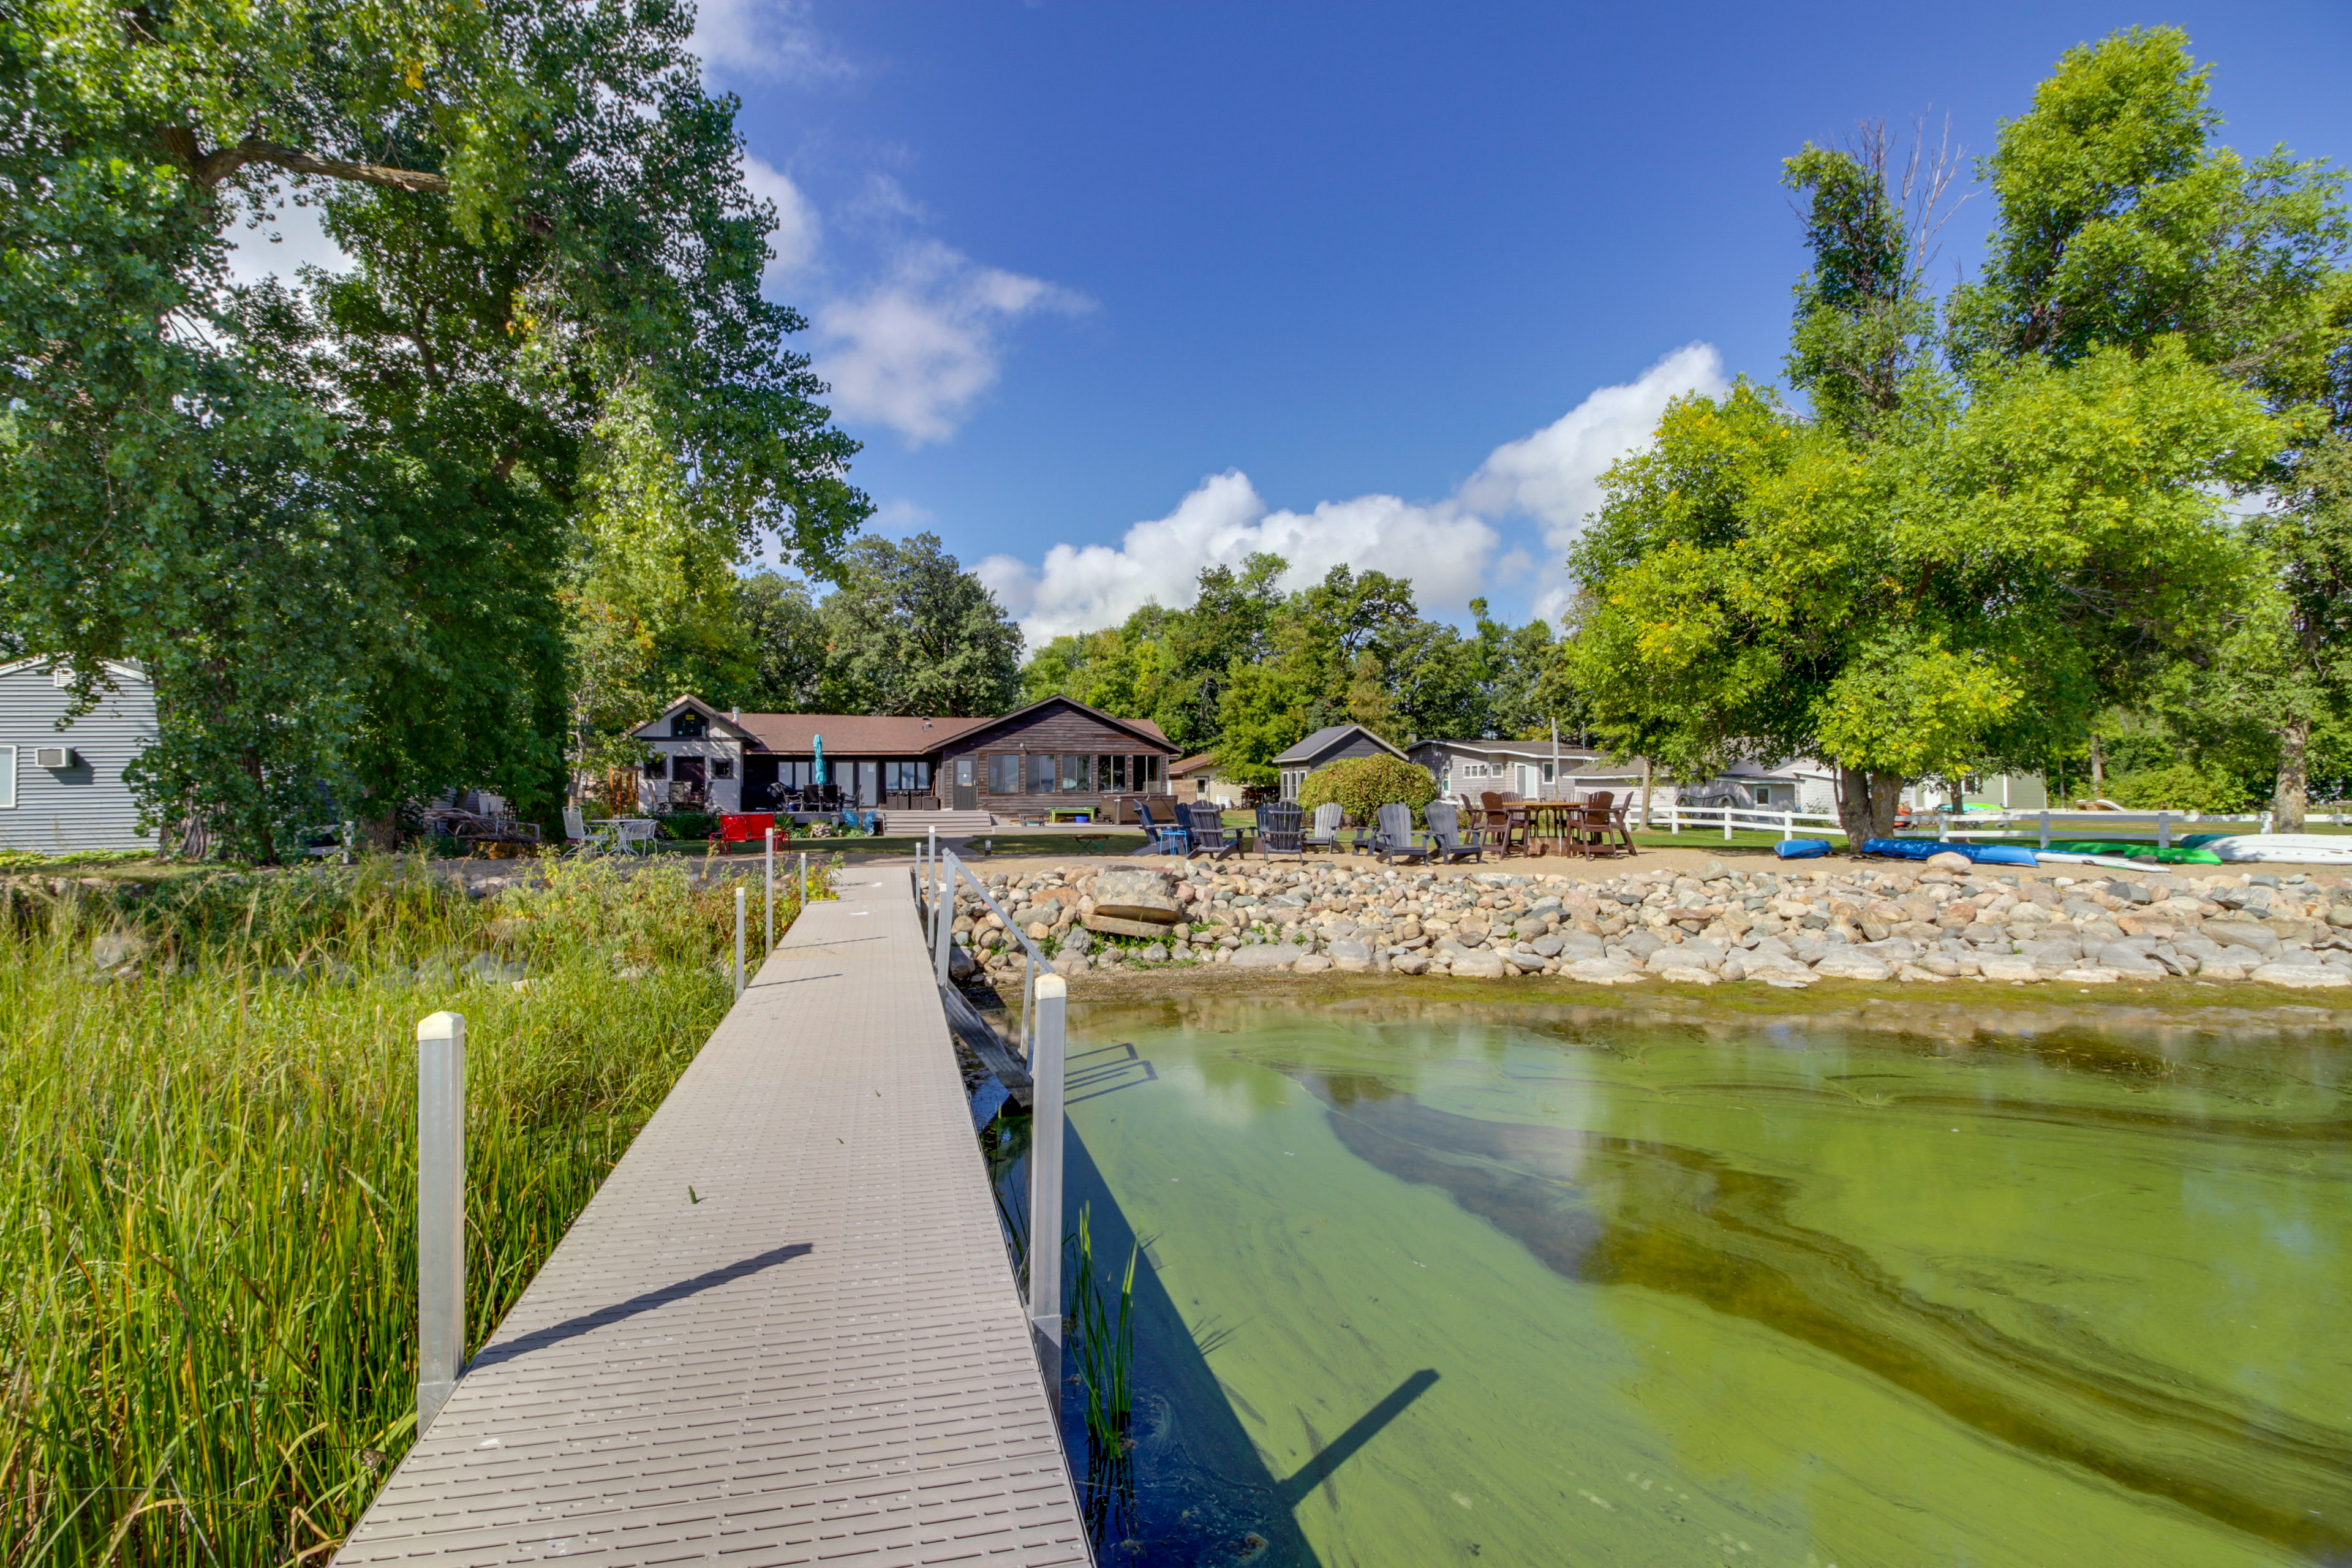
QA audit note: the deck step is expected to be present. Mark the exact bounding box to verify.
[881,809,997,835]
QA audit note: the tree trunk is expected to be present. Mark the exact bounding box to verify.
[2274,718,2310,834]
[1834,767,1904,845]
[1638,756,1653,829]
[2089,733,2103,801]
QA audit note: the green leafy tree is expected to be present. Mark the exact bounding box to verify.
[737,573,832,712]
[1,0,866,857]
[819,534,1022,715]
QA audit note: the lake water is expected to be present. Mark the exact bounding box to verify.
[997,990,2352,1567]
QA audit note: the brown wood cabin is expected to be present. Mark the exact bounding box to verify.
[627,694,1181,824]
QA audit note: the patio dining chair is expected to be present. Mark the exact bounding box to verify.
[1370,802,1433,865]
[614,818,658,856]
[1424,801,1489,864]
[1478,791,1528,858]
[1256,802,1306,861]
[1304,802,1344,853]
[1182,801,1238,861]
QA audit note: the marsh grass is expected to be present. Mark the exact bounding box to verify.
[0,853,832,1566]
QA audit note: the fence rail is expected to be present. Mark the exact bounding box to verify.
[1651,802,2324,847]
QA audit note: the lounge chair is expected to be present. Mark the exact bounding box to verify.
[1304,802,1344,853]
[1136,799,1191,856]
[1257,802,1306,861]
[1425,801,1488,864]
[1370,802,1433,865]
[1182,802,1239,861]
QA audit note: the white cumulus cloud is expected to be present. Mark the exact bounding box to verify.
[690,0,853,82]
[1459,342,1727,551]
[739,154,820,284]
[978,473,1501,643]
[981,344,1729,644]
[815,242,1090,446]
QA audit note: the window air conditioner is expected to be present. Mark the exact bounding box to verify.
[34,747,74,769]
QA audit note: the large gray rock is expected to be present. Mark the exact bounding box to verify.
[1565,957,1642,984]
[2095,942,2168,978]
[1450,951,1509,979]
[1977,954,2042,982]
[1859,937,1918,965]
[1742,949,1811,976]
[1619,930,1667,960]
[1530,933,1566,958]
[1051,953,1091,976]
[1555,930,1605,957]
[2250,962,2351,989]
[1088,867,1180,924]
[1812,950,1890,981]
[1329,938,1374,972]
[1060,927,1094,955]
[1293,954,1334,974]
[1646,941,1726,974]
[1391,953,1431,975]
[1229,941,1307,970]
[2018,937,2083,965]
[2202,919,2281,956]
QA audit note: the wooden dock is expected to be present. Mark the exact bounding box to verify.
[336,871,1087,1566]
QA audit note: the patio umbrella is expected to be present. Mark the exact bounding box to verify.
[812,733,826,786]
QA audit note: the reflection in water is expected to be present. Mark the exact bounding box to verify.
[1020,992,2352,1567]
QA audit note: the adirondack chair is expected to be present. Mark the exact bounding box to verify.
[1136,798,1191,856]
[1304,802,1344,853]
[1425,801,1488,864]
[1182,802,1238,861]
[1256,802,1306,861]
[1370,802,1433,864]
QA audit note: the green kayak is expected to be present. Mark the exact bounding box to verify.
[2043,838,2223,864]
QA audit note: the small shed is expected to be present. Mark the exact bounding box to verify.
[0,660,162,853]
[1269,725,1411,801]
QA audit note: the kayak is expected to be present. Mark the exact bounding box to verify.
[2041,838,2223,865]
[1858,838,2039,867]
[2185,834,2352,865]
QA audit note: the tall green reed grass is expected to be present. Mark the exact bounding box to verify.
[0,853,830,1566]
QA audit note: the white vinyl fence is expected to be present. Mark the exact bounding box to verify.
[1651,804,2321,845]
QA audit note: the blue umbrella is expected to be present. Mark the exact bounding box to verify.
[811,733,826,786]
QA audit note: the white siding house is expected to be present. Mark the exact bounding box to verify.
[0,660,162,853]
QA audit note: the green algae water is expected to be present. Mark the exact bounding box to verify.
[1025,990,2352,1567]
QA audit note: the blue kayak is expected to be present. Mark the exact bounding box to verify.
[1859,837,2038,867]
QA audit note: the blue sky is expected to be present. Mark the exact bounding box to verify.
[234,2,2352,644]
[697,0,2352,643]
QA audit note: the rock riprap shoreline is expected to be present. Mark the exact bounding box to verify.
[950,856,2352,990]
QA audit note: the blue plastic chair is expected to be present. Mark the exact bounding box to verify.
[1136,799,1191,856]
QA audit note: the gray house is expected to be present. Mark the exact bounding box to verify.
[0,660,162,853]
[1270,724,1411,801]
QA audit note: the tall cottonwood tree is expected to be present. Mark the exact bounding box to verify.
[0,0,867,856]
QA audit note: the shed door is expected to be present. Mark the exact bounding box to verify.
[952,757,977,810]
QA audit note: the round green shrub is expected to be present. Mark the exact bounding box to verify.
[1297,753,1439,826]
[2105,763,2256,813]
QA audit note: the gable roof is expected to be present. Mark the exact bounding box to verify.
[627,693,1175,756]
[941,694,1177,753]
[1167,752,1220,777]
[1270,724,1409,767]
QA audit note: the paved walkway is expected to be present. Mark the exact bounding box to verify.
[337,873,1087,1566]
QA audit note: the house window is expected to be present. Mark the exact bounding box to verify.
[884,761,931,791]
[643,754,669,779]
[989,754,1020,794]
[1140,755,1161,788]
[0,745,13,809]
[1028,753,1056,793]
[710,757,734,780]
[1060,754,1085,792]
[673,710,706,738]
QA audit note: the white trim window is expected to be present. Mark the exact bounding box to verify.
[0,745,14,808]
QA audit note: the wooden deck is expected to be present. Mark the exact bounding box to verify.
[335,872,1086,1566]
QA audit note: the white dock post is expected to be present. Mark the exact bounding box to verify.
[734,886,746,998]
[1782,810,1793,842]
[934,851,955,986]
[927,827,938,933]
[416,1011,466,1436]
[2040,810,2051,850]
[764,828,775,955]
[1028,974,1067,1392]
[799,850,808,908]
[2158,812,2171,850]
[1723,809,1732,842]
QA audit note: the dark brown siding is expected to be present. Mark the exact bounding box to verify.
[936,698,1176,816]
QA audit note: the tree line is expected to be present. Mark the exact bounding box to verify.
[1018,559,1562,783]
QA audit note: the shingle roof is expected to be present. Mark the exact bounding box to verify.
[628,694,1175,756]
[1269,724,1408,766]
[1167,752,1219,776]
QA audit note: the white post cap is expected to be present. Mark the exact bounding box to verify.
[1033,973,1067,1000]
[417,1011,464,1041]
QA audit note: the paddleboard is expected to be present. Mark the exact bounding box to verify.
[2193,834,2352,865]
